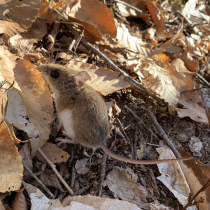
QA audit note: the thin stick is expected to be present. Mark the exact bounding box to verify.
[74,160,118,195]
[38,148,74,195]
[144,107,181,158]
[52,8,165,105]
[181,178,210,210]
[24,165,54,199]
[125,105,160,141]
[196,73,210,88]
[149,169,160,196]
[71,166,76,189]
[180,87,204,94]
[116,118,130,144]
[68,150,74,168]
[98,152,107,196]
[148,128,160,141]
[23,171,43,180]
[91,181,98,196]
[133,128,138,168]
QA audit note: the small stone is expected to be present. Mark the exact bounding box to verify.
[188,136,203,157]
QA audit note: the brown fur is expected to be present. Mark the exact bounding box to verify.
[41,64,192,165]
[41,64,109,148]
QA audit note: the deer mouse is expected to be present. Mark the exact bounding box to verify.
[41,64,191,165]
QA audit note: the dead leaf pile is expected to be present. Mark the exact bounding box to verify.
[0,0,210,209]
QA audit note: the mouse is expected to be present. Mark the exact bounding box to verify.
[41,63,191,165]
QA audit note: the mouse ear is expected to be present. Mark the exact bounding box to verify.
[64,71,91,89]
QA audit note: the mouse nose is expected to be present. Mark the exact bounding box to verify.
[40,64,48,73]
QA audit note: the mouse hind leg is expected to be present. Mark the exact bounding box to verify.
[55,137,75,146]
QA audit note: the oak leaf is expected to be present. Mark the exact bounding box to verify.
[0,121,23,193]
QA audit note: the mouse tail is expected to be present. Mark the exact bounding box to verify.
[100,144,191,165]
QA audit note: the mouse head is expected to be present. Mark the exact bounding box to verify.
[41,64,91,93]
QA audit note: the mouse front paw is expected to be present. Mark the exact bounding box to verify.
[55,137,74,146]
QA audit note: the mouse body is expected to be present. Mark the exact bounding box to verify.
[41,64,191,165]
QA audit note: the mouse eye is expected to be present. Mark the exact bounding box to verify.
[51,71,60,79]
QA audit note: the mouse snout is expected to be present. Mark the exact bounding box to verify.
[40,64,48,74]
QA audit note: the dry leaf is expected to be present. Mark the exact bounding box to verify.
[169,59,195,92]
[0,192,11,200]
[178,148,210,210]
[9,35,34,58]
[200,88,210,124]
[0,201,5,210]
[182,0,210,23]
[115,0,151,25]
[103,166,149,209]
[0,20,24,38]
[137,59,179,105]
[145,0,164,33]
[0,121,23,193]
[177,91,208,124]
[13,60,54,156]
[36,142,70,164]
[62,194,144,210]
[75,158,89,175]
[156,147,193,208]
[6,0,41,30]
[159,21,183,49]
[0,46,16,89]
[20,18,47,42]
[167,52,199,73]
[61,0,81,16]
[4,119,23,144]
[66,60,131,95]
[5,89,53,157]
[19,143,33,177]
[116,23,150,55]
[12,191,27,210]
[0,89,8,124]
[64,0,116,39]
[0,0,41,38]
[39,169,64,192]
[106,100,121,123]
[24,181,98,210]
[23,182,64,210]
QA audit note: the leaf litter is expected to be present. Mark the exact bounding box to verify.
[0,0,210,209]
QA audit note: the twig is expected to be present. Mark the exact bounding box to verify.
[181,178,210,210]
[23,171,43,180]
[112,0,143,14]
[148,128,160,141]
[74,160,118,195]
[180,87,204,94]
[200,59,210,73]
[196,73,210,88]
[52,8,165,105]
[68,150,74,168]
[145,143,164,147]
[38,148,74,195]
[138,174,147,188]
[125,105,160,141]
[133,128,138,168]
[149,169,160,196]
[54,189,58,198]
[133,128,138,160]
[98,152,107,196]
[24,165,54,199]
[71,166,76,189]
[143,107,181,158]
[116,118,130,144]
[90,181,97,195]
